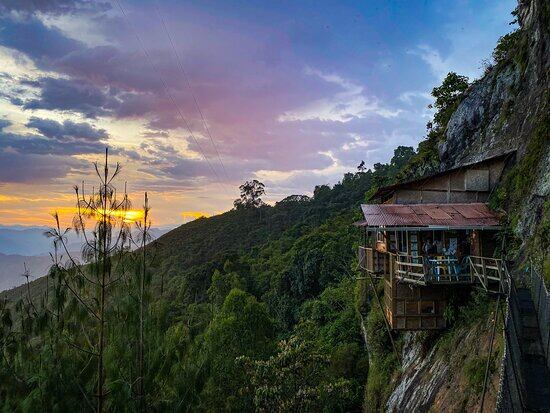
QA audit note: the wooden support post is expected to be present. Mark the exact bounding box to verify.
[365,269,402,367]
[497,262,503,293]
[482,258,487,290]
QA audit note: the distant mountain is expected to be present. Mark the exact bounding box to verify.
[0,225,172,292]
[0,225,173,256]
[0,253,52,292]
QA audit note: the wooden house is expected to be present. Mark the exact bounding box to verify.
[357,154,513,330]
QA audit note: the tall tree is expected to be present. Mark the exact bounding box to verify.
[428,71,469,129]
[234,180,266,209]
[135,192,151,411]
[47,148,132,412]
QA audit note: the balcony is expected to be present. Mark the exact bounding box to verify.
[358,246,509,293]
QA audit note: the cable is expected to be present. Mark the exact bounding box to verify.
[154,2,231,183]
[114,0,230,196]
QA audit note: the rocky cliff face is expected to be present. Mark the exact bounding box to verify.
[440,0,548,168]
[438,0,549,237]
[386,319,503,413]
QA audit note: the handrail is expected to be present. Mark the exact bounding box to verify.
[470,256,510,294]
[360,248,511,293]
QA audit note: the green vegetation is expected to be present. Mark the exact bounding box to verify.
[397,71,469,181]
[0,142,420,411]
[364,302,399,411]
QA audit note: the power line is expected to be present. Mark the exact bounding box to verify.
[114,0,230,196]
[154,3,231,183]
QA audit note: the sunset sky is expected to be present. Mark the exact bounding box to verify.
[0,0,516,227]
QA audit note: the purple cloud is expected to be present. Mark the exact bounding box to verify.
[0,16,82,63]
[0,118,107,156]
[26,116,108,141]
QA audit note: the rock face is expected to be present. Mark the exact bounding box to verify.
[386,323,502,413]
[440,0,549,168]
[439,64,521,167]
[385,333,449,412]
[438,0,549,237]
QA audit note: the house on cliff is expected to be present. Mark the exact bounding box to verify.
[357,152,515,330]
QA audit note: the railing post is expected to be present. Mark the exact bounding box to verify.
[482,258,487,290]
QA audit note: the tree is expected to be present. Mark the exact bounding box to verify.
[135,192,151,412]
[46,148,132,412]
[389,146,415,173]
[357,160,366,173]
[429,72,469,129]
[277,194,311,204]
[234,180,266,209]
[238,336,353,412]
[201,289,275,410]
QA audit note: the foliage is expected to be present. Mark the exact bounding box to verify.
[397,72,469,181]
[465,356,490,393]
[364,302,399,411]
[429,72,469,129]
[234,179,266,209]
[239,336,354,412]
[0,115,453,411]
[493,29,522,64]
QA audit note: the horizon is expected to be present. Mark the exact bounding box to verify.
[0,0,516,227]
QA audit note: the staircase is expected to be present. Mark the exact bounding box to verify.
[516,287,550,412]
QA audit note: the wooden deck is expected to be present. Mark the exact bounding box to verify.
[358,246,509,293]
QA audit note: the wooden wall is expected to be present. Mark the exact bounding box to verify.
[390,156,507,205]
[385,278,447,330]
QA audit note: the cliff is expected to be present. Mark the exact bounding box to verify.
[382,1,549,411]
[439,0,549,239]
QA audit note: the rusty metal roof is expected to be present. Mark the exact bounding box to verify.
[356,203,501,229]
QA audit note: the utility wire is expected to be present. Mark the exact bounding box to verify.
[154,3,231,183]
[115,0,229,196]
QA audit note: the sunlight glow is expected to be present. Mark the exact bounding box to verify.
[52,207,145,224]
[181,211,210,220]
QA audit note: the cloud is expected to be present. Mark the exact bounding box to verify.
[0,0,110,16]
[26,116,108,141]
[0,16,82,64]
[398,91,432,104]
[278,67,402,123]
[0,118,107,156]
[0,152,86,184]
[21,77,115,118]
[407,44,449,80]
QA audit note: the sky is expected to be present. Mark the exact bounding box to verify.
[0,0,517,228]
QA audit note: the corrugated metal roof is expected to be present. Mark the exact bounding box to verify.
[357,203,501,228]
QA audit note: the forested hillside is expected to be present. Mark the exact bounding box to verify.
[0,139,417,411]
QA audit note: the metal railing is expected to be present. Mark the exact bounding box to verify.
[524,262,550,369]
[496,276,526,413]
